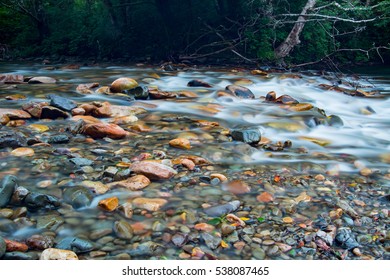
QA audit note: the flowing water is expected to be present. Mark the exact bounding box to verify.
[0,63,389,260]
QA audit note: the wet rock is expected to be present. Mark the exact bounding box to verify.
[90,228,113,240]
[40,106,69,119]
[204,200,240,217]
[125,85,149,99]
[335,227,361,250]
[187,79,212,88]
[275,94,299,104]
[48,134,70,144]
[3,252,38,260]
[84,123,128,139]
[56,237,94,253]
[128,241,163,257]
[69,157,93,166]
[328,115,343,127]
[225,180,251,195]
[118,202,133,219]
[0,175,18,207]
[110,115,138,125]
[26,235,54,250]
[132,197,168,211]
[0,74,24,84]
[225,85,255,99]
[48,94,77,111]
[93,104,146,118]
[201,232,221,250]
[130,161,177,180]
[148,89,177,99]
[36,214,64,230]
[10,186,29,205]
[81,181,109,195]
[226,213,246,227]
[63,186,94,209]
[107,175,150,191]
[113,220,134,240]
[4,239,28,252]
[22,102,48,118]
[334,198,359,219]
[0,219,17,233]
[28,76,56,84]
[76,83,100,94]
[169,138,191,149]
[256,192,274,203]
[40,248,78,260]
[0,108,31,119]
[0,236,6,258]
[0,131,27,148]
[110,78,138,93]
[172,233,188,247]
[98,197,119,212]
[24,192,61,211]
[11,147,35,157]
[221,223,235,236]
[230,128,261,145]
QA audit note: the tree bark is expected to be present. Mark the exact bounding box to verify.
[274,0,317,62]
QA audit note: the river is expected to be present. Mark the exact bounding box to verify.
[0,62,389,260]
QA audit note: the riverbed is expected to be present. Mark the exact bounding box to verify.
[0,62,389,260]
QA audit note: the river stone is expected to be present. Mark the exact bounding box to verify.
[125,85,149,100]
[187,79,212,88]
[23,192,61,211]
[48,94,77,111]
[172,233,188,247]
[130,161,177,180]
[128,241,163,257]
[40,248,78,260]
[83,123,128,139]
[0,219,17,233]
[63,186,94,209]
[231,129,261,145]
[113,220,134,240]
[28,76,56,84]
[0,175,18,207]
[40,106,69,119]
[3,252,38,260]
[204,200,240,217]
[48,134,70,144]
[56,237,94,253]
[0,108,31,119]
[335,227,361,249]
[0,236,6,258]
[36,214,64,230]
[26,235,54,250]
[107,175,150,191]
[110,78,138,93]
[69,157,93,166]
[0,131,27,148]
[226,85,255,99]
[201,232,221,250]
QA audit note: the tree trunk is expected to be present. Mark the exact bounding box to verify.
[274,0,317,62]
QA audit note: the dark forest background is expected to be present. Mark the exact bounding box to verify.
[1,0,389,66]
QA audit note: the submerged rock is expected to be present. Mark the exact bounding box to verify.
[187,79,212,88]
[83,123,128,139]
[0,131,27,148]
[0,236,6,258]
[335,227,360,250]
[3,252,38,260]
[0,175,18,207]
[128,241,163,257]
[26,235,54,250]
[23,192,61,211]
[56,237,94,253]
[125,85,149,99]
[113,220,134,240]
[204,200,240,217]
[130,161,177,180]
[63,186,93,209]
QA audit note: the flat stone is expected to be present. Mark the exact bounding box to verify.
[132,197,168,211]
[40,248,78,260]
[69,158,93,166]
[0,108,31,119]
[63,186,93,209]
[204,200,240,217]
[81,181,109,194]
[84,123,128,139]
[169,138,191,149]
[10,147,35,157]
[28,76,56,84]
[48,94,77,111]
[56,237,94,253]
[0,74,24,84]
[130,161,177,180]
[225,180,251,194]
[4,239,28,252]
[107,175,150,191]
[0,131,27,148]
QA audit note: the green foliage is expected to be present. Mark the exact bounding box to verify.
[1,0,389,64]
